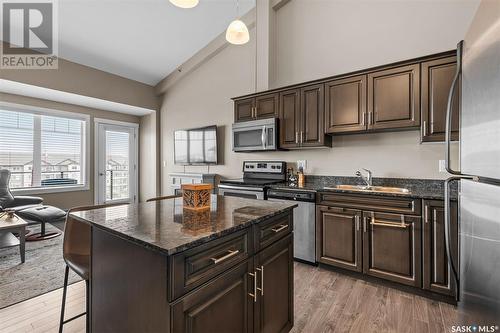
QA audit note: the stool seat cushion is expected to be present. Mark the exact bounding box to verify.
[17,205,67,224]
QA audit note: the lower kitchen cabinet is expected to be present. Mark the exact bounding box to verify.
[422,200,458,296]
[171,260,255,333]
[316,205,362,272]
[362,212,422,287]
[171,234,293,333]
[254,234,294,333]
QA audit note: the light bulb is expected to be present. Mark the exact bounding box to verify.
[169,0,199,9]
[225,19,250,45]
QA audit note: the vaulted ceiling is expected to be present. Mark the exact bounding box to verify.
[57,0,255,85]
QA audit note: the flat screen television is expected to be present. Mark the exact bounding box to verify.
[174,125,218,165]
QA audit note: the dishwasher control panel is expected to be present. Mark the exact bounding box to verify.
[267,189,316,202]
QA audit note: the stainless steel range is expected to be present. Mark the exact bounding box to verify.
[218,161,286,200]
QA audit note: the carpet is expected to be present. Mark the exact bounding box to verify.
[0,223,81,309]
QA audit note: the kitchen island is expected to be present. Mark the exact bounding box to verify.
[71,195,297,333]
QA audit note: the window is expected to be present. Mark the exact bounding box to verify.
[0,106,88,192]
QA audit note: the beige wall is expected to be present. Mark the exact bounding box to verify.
[273,0,480,88]
[1,92,140,209]
[139,112,158,202]
[159,0,474,193]
[0,42,158,110]
[1,48,159,207]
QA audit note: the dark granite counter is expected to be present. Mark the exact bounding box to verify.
[71,195,297,256]
[269,176,458,200]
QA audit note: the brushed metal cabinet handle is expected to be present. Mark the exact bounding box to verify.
[423,120,427,137]
[295,132,299,144]
[355,215,360,231]
[370,220,409,229]
[363,217,367,233]
[256,266,264,296]
[255,106,258,118]
[271,224,288,233]
[211,249,239,264]
[361,112,366,126]
[424,205,429,224]
[248,272,257,302]
[300,131,304,144]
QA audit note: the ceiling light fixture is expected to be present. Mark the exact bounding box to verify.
[226,0,250,45]
[169,0,199,9]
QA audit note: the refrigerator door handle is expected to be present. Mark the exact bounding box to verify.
[445,41,464,176]
[444,177,461,301]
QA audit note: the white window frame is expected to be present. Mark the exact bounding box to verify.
[1,101,90,195]
[93,118,139,205]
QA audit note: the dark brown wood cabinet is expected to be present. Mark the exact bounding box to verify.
[367,64,420,130]
[235,94,279,122]
[325,75,367,134]
[254,234,294,333]
[423,200,458,296]
[171,260,254,333]
[300,84,327,147]
[316,205,362,272]
[421,56,460,142]
[279,85,331,149]
[362,211,422,287]
[279,89,301,149]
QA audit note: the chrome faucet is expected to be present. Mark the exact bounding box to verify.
[355,168,373,187]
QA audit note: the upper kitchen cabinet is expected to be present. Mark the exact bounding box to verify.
[325,75,367,134]
[234,93,279,123]
[421,56,460,142]
[279,89,301,149]
[300,84,329,147]
[367,64,420,130]
[279,85,331,149]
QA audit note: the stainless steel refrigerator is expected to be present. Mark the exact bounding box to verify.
[444,0,500,324]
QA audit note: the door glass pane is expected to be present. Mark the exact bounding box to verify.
[105,130,129,201]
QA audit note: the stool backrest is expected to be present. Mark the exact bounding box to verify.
[146,194,181,202]
[63,203,127,261]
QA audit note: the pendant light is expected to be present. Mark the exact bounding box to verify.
[226,0,250,45]
[169,0,199,9]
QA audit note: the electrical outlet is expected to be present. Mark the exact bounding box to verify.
[439,160,446,172]
[297,160,307,171]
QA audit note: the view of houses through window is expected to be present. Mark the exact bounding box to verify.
[0,109,86,190]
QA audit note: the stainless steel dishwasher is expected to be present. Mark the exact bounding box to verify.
[267,188,316,264]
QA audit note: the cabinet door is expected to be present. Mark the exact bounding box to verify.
[368,64,420,130]
[279,89,301,148]
[362,211,422,287]
[325,75,367,134]
[421,56,460,142]
[171,260,254,333]
[235,97,255,122]
[300,84,326,147]
[423,200,458,296]
[254,234,293,333]
[316,205,362,272]
[255,93,279,119]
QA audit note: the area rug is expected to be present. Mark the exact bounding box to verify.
[0,223,81,309]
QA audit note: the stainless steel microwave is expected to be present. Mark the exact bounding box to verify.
[232,118,278,152]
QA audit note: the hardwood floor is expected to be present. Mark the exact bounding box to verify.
[0,262,458,333]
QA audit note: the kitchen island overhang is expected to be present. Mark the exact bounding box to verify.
[71,195,297,333]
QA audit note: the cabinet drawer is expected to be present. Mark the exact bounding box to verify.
[318,192,421,215]
[170,228,252,301]
[254,212,292,252]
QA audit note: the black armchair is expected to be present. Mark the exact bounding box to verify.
[0,169,43,212]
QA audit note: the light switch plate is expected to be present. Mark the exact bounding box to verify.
[297,160,307,171]
[439,160,446,172]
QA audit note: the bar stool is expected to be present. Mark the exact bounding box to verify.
[59,203,125,333]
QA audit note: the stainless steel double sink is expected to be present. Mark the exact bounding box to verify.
[323,184,410,194]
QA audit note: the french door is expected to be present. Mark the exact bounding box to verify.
[95,120,138,204]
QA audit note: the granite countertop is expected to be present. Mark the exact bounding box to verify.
[269,176,458,200]
[71,195,297,256]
